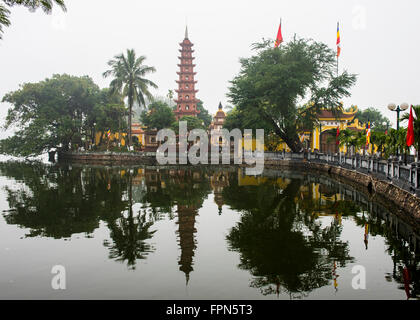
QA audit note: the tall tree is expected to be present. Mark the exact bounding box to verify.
[103,49,158,148]
[1,74,100,157]
[0,0,66,39]
[228,38,357,152]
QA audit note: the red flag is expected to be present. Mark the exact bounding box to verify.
[407,105,415,147]
[336,127,340,145]
[274,20,283,48]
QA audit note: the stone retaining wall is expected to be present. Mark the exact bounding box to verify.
[58,151,158,165]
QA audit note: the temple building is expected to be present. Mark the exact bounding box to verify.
[209,102,228,148]
[272,106,366,153]
[210,102,226,131]
[131,123,146,146]
[311,106,365,154]
[174,26,200,120]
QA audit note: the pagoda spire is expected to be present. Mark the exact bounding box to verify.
[174,27,200,120]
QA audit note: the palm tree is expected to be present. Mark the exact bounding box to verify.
[103,49,158,148]
[385,128,408,159]
[385,129,399,157]
[337,129,355,155]
[371,131,387,157]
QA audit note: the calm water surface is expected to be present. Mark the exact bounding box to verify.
[0,162,418,300]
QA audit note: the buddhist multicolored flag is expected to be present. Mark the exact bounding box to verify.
[407,105,415,147]
[336,22,341,58]
[274,19,283,48]
[366,121,371,146]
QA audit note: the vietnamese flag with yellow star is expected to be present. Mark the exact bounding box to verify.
[274,20,283,48]
[407,105,415,147]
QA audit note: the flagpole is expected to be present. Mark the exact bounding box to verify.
[337,55,339,77]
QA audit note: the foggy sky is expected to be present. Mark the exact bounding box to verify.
[1,0,419,138]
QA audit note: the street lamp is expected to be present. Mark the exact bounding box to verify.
[387,103,409,157]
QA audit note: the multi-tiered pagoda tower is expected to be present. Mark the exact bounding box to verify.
[174,27,200,120]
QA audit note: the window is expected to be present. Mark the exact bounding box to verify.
[186,76,189,80]
[186,105,190,110]
[186,95,189,100]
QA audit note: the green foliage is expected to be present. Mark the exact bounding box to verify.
[224,105,272,132]
[1,74,101,157]
[172,116,205,133]
[103,49,158,147]
[224,105,283,151]
[371,131,387,155]
[0,0,66,39]
[355,107,391,131]
[92,89,127,148]
[196,101,212,128]
[224,176,355,295]
[228,37,357,152]
[384,128,410,158]
[140,100,175,130]
[94,89,127,133]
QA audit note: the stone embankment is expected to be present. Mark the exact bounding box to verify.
[58,151,157,165]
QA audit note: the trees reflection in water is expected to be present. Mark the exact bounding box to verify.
[223,176,354,298]
[0,162,418,298]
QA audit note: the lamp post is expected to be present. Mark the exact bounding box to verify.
[387,103,409,157]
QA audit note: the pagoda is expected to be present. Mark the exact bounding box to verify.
[174,26,200,120]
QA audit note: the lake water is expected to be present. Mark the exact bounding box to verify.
[0,162,418,300]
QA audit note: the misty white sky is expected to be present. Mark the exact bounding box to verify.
[1,0,419,138]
